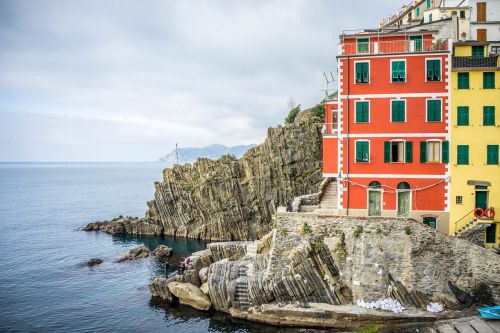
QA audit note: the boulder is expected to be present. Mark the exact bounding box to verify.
[152,245,173,263]
[117,245,150,262]
[200,282,209,296]
[85,258,103,266]
[167,282,212,311]
[149,276,175,303]
[199,267,208,284]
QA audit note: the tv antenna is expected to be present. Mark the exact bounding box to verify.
[322,72,335,99]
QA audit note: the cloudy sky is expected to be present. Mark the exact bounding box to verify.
[0,0,398,162]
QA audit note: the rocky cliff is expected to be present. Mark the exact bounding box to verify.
[86,110,324,241]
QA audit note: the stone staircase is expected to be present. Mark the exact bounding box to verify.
[317,181,338,213]
[434,316,499,333]
[246,242,257,257]
[234,264,250,310]
[455,218,491,247]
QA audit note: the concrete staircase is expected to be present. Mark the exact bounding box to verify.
[234,264,250,310]
[317,181,338,213]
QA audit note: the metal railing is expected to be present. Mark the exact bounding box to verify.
[341,39,449,55]
[452,55,499,68]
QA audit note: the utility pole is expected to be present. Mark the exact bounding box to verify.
[175,143,179,164]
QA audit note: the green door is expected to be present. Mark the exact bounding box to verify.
[368,191,381,216]
[423,217,436,229]
[475,191,488,210]
[397,191,410,217]
[410,35,422,51]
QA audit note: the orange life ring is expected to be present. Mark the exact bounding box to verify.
[484,208,495,219]
[474,207,484,218]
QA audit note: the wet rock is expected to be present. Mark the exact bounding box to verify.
[117,245,150,262]
[149,276,175,304]
[152,245,173,263]
[167,281,212,311]
[85,258,103,266]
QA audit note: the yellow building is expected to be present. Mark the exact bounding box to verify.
[450,41,500,248]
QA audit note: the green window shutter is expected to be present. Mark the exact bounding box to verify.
[355,63,369,83]
[416,7,420,16]
[384,142,391,163]
[427,99,441,122]
[392,61,405,82]
[472,46,484,57]
[483,106,495,126]
[405,141,413,163]
[457,145,469,165]
[427,0,431,9]
[427,59,440,81]
[391,100,405,122]
[355,142,363,162]
[483,72,495,89]
[357,38,369,54]
[356,101,369,123]
[442,141,449,163]
[420,141,427,163]
[486,224,497,243]
[487,145,499,165]
[460,10,465,19]
[362,62,369,82]
[355,63,362,83]
[356,141,369,162]
[458,72,469,89]
[457,106,469,126]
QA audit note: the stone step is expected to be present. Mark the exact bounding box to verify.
[469,319,497,333]
[435,323,458,333]
[451,322,476,333]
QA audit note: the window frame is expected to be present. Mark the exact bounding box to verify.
[483,72,495,89]
[390,99,407,123]
[356,38,370,54]
[457,72,470,89]
[390,139,406,163]
[426,98,442,122]
[354,60,370,84]
[355,140,370,163]
[457,106,469,126]
[425,58,441,82]
[354,100,370,123]
[483,106,496,126]
[487,145,499,165]
[426,140,442,163]
[456,196,463,204]
[390,59,407,83]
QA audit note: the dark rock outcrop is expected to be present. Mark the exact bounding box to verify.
[85,110,323,241]
[117,245,150,262]
[85,258,103,267]
[152,245,173,263]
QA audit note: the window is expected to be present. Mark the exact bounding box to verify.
[472,45,484,57]
[427,99,441,122]
[416,7,420,17]
[458,72,469,89]
[355,141,369,163]
[457,106,469,126]
[457,145,469,165]
[483,106,495,125]
[421,141,447,163]
[483,72,495,89]
[410,35,422,51]
[355,101,369,123]
[357,38,369,54]
[426,59,441,81]
[355,62,369,83]
[459,10,465,19]
[487,145,499,165]
[391,100,406,122]
[391,60,406,82]
[385,141,412,163]
[477,2,486,22]
[456,196,463,204]
[491,46,500,55]
[477,29,487,42]
[408,12,412,20]
[427,0,431,9]
[485,224,496,244]
[429,13,433,22]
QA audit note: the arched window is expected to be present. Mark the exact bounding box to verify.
[368,181,381,189]
[397,182,410,190]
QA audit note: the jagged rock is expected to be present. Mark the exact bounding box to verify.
[152,245,173,263]
[85,110,324,241]
[199,267,208,284]
[85,258,103,266]
[117,245,150,262]
[149,276,175,304]
[167,282,212,311]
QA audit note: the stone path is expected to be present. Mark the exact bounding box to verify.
[319,181,338,210]
[234,264,250,310]
[435,316,499,333]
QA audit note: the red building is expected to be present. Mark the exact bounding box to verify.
[323,31,452,232]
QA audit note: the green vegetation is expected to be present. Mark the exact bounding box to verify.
[285,105,301,124]
[353,324,383,333]
[301,222,312,234]
[376,227,382,235]
[405,226,412,235]
[354,225,364,238]
[334,232,347,260]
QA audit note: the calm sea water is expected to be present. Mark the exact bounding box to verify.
[0,163,325,333]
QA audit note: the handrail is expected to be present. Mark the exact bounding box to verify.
[454,208,476,231]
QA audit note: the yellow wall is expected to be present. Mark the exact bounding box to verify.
[450,54,500,247]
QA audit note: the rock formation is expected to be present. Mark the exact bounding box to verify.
[152,245,173,263]
[85,258,103,267]
[117,245,150,262]
[167,281,212,311]
[149,213,500,328]
[85,110,324,241]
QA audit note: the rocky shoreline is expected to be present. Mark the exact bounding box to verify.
[146,213,500,329]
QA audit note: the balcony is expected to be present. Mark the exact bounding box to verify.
[452,55,499,69]
[340,39,449,56]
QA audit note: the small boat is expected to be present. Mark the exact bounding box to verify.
[479,306,500,319]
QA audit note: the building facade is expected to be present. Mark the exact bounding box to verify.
[323,32,453,233]
[450,41,500,247]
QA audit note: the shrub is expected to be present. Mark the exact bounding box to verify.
[405,226,412,235]
[354,225,364,238]
[285,105,301,124]
[301,222,312,234]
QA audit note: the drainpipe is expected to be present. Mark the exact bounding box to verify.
[346,55,351,216]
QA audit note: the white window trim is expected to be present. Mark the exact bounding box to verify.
[366,186,383,217]
[425,57,442,82]
[390,59,407,83]
[389,139,406,163]
[354,100,370,123]
[390,99,407,123]
[353,60,370,84]
[354,139,370,163]
[426,139,442,163]
[356,37,370,54]
[425,98,442,123]
[396,185,412,218]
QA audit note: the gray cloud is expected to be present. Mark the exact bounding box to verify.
[0,0,396,161]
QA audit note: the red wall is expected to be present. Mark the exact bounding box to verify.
[323,138,338,174]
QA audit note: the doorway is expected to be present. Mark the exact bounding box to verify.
[475,191,488,210]
[368,181,382,216]
[423,217,437,229]
[397,182,411,217]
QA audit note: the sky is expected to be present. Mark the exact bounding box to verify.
[0,0,398,162]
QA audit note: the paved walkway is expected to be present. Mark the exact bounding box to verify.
[435,316,499,333]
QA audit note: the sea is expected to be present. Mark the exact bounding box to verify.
[0,162,330,333]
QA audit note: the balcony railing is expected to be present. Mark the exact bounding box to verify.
[341,39,449,56]
[452,55,499,69]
